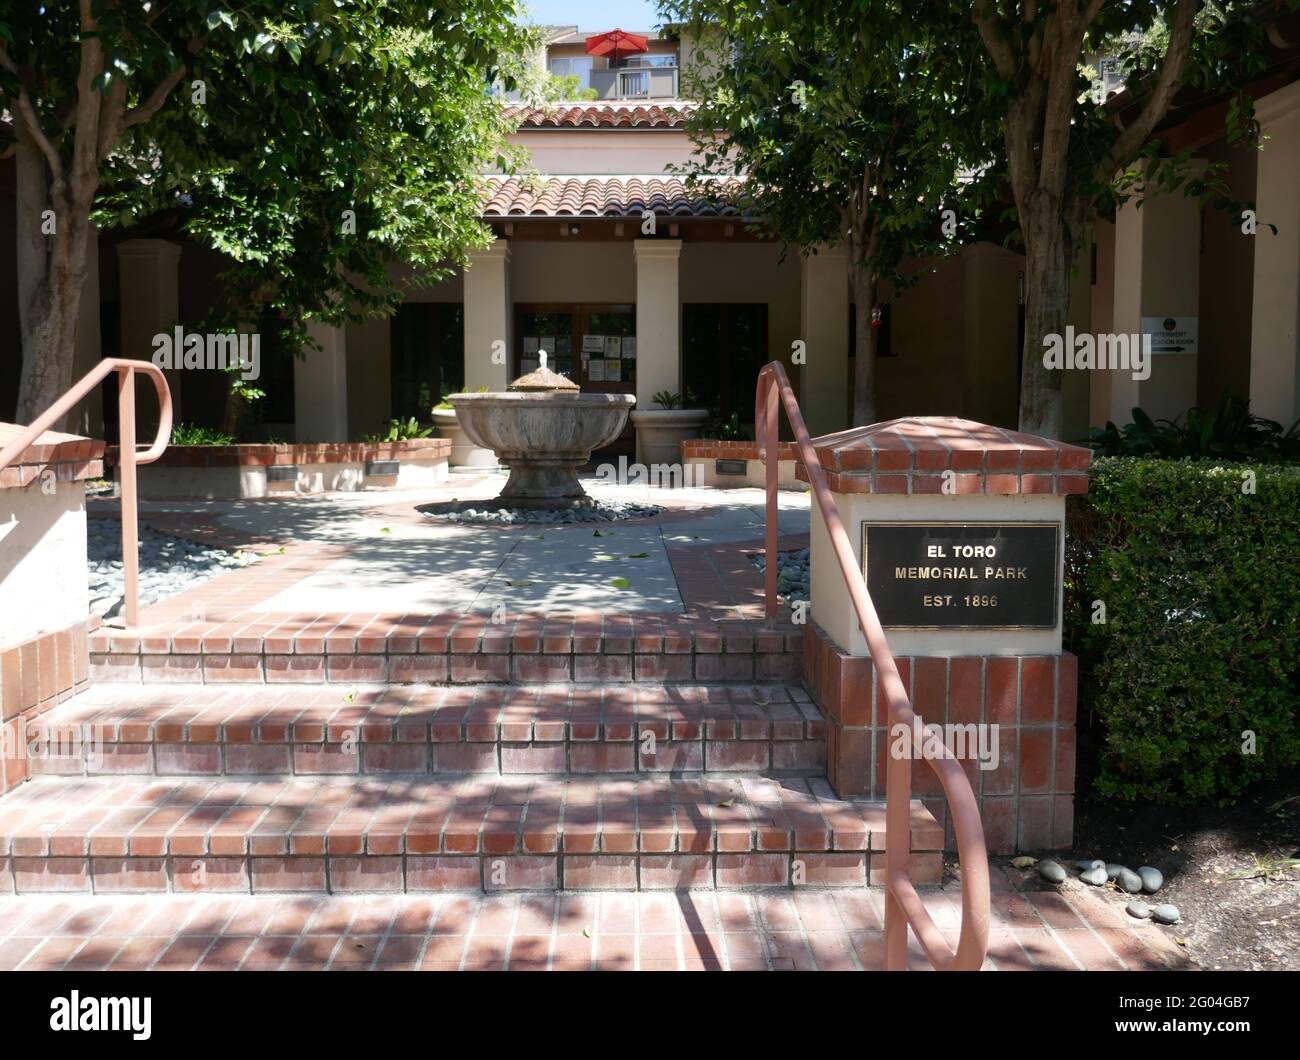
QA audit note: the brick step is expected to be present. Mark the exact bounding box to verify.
[19,683,826,779]
[0,775,942,895]
[88,615,803,685]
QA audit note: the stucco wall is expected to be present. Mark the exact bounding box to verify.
[507,130,699,174]
[511,241,637,302]
[680,242,802,381]
[0,481,88,649]
[1198,138,1257,406]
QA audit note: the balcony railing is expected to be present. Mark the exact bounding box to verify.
[589,66,679,100]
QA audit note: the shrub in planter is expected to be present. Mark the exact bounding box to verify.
[1066,457,1300,803]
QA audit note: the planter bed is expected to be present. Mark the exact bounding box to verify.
[679,439,806,490]
[104,438,451,499]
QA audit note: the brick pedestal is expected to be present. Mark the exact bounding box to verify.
[798,416,1090,853]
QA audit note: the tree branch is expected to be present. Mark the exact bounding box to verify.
[0,44,65,182]
[1095,0,1198,185]
[973,0,1018,81]
[122,63,188,131]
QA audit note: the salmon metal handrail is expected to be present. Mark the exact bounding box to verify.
[0,358,173,629]
[755,361,989,971]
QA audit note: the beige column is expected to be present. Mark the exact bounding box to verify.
[799,245,850,436]
[294,321,349,442]
[1110,163,1203,424]
[463,238,511,392]
[634,239,682,404]
[1062,231,1093,443]
[634,239,682,460]
[72,224,103,437]
[960,242,1022,429]
[116,238,182,425]
[1249,80,1300,425]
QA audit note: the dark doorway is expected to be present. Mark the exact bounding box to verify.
[682,303,768,424]
[391,303,464,420]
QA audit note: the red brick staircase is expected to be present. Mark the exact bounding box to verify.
[0,681,943,895]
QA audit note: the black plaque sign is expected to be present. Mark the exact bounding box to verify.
[862,522,1060,629]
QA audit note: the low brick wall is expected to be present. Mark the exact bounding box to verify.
[104,438,451,499]
[0,422,101,796]
[803,622,1075,856]
[679,440,805,490]
[1,625,91,796]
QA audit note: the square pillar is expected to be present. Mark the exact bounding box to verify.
[295,322,349,442]
[116,238,182,425]
[1249,80,1300,425]
[72,224,103,438]
[799,245,850,436]
[960,242,1022,429]
[1110,163,1204,423]
[804,418,1090,852]
[634,239,682,462]
[633,239,681,405]
[463,238,511,392]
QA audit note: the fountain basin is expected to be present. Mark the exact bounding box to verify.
[449,390,635,508]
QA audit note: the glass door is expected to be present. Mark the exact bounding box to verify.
[514,303,637,458]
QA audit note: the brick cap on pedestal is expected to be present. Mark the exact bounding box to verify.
[0,422,105,490]
[797,416,1091,496]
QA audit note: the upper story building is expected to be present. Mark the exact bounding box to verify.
[539,26,685,102]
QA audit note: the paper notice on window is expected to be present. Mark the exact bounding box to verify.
[523,336,539,354]
[606,336,622,357]
[587,359,606,382]
[582,335,606,353]
[605,359,622,382]
[539,337,556,357]
[521,358,539,374]
[621,336,636,358]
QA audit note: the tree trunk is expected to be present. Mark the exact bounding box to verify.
[851,262,879,427]
[1017,192,1072,439]
[14,126,95,429]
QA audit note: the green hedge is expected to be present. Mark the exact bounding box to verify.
[1066,457,1300,803]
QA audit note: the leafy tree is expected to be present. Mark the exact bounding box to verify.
[664,0,998,425]
[971,0,1282,437]
[0,1,529,424]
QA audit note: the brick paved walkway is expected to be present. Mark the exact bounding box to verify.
[0,866,1193,971]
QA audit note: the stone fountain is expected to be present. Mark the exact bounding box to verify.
[448,353,635,509]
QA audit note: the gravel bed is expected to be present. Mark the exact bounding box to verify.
[751,546,810,601]
[87,519,255,618]
[417,500,666,525]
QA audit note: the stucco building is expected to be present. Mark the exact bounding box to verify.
[2,18,1298,448]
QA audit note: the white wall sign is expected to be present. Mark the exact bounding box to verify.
[1141,316,1198,355]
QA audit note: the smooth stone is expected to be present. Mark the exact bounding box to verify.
[1116,868,1144,894]
[1151,904,1181,925]
[1080,866,1108,886]
[1126,901,1152,920]
[1106,863,1124,880]
[1038,859,1067,883]
[1138,866,1164,893]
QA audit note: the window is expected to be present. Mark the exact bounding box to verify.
[390,303,464,420]
[618,54,677,68]
[682,304,768,422]
[549,56,593,82]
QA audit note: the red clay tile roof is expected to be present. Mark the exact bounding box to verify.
[504,103,694,129]
[481,175,742,218]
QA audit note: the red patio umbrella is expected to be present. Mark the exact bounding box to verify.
[584,29,650,65]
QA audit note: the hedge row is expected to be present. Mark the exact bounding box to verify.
[1066,457,1300,803]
